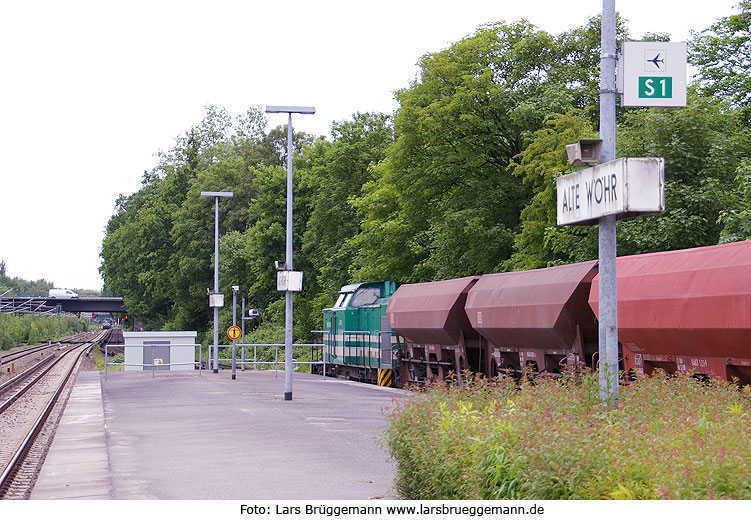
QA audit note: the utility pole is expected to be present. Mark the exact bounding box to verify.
[241,297,246,371]
[232,285,239,380]
[599,0,619,402]
[560,1,671,402]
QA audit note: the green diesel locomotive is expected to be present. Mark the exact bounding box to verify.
[320,281,400,386]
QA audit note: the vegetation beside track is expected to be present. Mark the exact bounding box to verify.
[0,314,89,350]
[383,372,751,500]
[90,344,124,371]
[90,343,105,370]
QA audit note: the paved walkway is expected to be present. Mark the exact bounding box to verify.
[32,369,407,500]
[31,372,111,499]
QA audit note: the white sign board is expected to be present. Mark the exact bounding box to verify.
[209,293,224,308]
[556,157,664,226]
[619,41,686,107]
[277,271,303,292]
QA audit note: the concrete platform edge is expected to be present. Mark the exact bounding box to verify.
[30,370,112,500]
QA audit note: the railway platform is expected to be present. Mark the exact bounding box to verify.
[31,369,407,500]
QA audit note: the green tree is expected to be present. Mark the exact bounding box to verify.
[508,90,751,271]
[718,159,751,242]
[616,89,751,253]
[691,1,751,121]
[508,110,599,270]
[353,19,607,282]
[237,161,318,341]
[99,181,175,329]
[300,112,394,317]
[0,270,54,297]
[101,105,276,332]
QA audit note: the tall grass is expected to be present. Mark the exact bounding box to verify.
[383,372,751,499]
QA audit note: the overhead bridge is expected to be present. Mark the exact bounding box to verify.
[0,296,126,314]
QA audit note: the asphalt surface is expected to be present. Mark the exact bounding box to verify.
[32,369,408,500]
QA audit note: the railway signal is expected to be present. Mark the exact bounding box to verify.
[231,285,240,380]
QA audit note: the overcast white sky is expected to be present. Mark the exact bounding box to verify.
[0,0,742,291]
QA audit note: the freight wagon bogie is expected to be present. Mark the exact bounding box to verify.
[622,346,751,384]
[396,339,481,386]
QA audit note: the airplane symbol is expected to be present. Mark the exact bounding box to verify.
[648,54,665,69]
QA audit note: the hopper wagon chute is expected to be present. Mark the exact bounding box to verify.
[386,276,480,386]
[465,261,600,377]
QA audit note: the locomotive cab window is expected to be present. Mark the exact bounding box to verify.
[334,292,353,309]
[350,287,381,308]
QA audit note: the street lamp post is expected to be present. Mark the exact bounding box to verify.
[200,191,233,374]
[265,105,315,401]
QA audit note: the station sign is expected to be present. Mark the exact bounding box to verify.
[556,157,665,226]
[619,41,686,107]
[277,270,303,292]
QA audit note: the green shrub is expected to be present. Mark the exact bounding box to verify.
[0,314,88,349]
[383,372,751,500]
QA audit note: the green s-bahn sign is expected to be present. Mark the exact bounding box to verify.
[638,76,672,99]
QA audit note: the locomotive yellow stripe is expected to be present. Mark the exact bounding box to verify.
[377,369,394,388]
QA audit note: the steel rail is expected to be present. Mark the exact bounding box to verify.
[1,344,58,369]
[0,345,83,415]
[1,332,90,365]
[0,353,58,401]
[0,343,90,494]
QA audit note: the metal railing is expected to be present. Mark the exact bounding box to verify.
[208,343,325,378]
[103,342,326,380]
[104,343,203,380]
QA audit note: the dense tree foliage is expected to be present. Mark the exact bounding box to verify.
[299,113,394,326]
[691,1,751,120]
[719,159,751,242]
[0,314,88,350]
[100,6,751,344]
[353,18,616,282]
[507,110,600,270]
[616,89,751,253]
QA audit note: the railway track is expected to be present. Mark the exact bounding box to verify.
[0,332,92,378]
[0,332,105,499]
